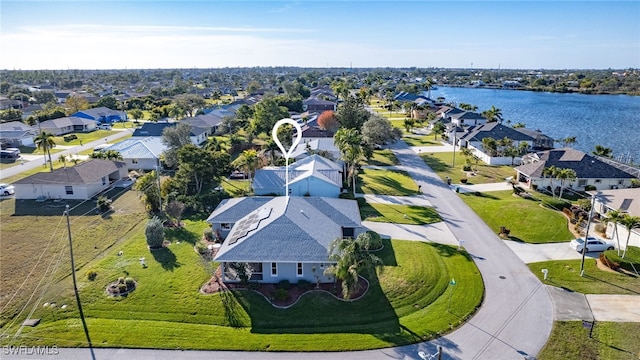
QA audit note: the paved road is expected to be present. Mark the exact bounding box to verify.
[4,138,554,360]
[0,129,132,181]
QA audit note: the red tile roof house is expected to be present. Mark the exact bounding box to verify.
[13,159,128,200]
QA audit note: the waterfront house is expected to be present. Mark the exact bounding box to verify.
[515,148,636,192]
[458,122,536,165]
[210,196,363,284]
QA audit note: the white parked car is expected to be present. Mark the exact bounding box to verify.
[569,236,615,253]
[0,183,15,196]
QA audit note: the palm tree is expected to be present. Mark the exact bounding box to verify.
[482,105,503,123]
[602,210,624,255]
[459,103,478,111]
[263,139,279,165]
[542,165,559,197]
[204,137,225,152]
[35,131,56,171]
[424,78,435,99]
[518,142,531,155]
[334,128,363,195]
[561,136,577,148]
[481,137,498,157]
[555,168,577,199]
[592,145,613,158]
[231,149,260,187]
[620,214,640,259]
[324,234,383,299]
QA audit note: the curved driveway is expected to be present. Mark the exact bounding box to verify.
[3,139,554,360]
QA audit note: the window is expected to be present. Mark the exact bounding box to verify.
[296,263,303,277]
[320,263,325,269]
[595,179,601,183]
[578,179,587,187]
[102,176,107,185]
[132,159,138,164]
[342,227,354,238]
[271,262,277,277]
[65,186,73,194]
[221,223,230,230]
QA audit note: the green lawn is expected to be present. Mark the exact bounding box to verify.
[358,198,441,225]
[7,238,483,351]
[459,190,574,243]
[528,259,640,294]
[221,178,251,197]
[539,321,640,360]
[364,149,399,166]
[52,129,124,146]
[357,169,420,196]
[403,135,441,147]
[419,151,516,185]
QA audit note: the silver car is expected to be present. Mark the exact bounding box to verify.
[569,236,615,253]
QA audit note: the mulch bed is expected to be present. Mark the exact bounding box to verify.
[201,266,368,307]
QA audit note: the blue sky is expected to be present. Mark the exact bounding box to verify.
[1,1,638,70]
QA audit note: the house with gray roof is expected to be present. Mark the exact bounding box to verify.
[13,159,128,200]
[253,155,343,197]
[303,97,336,113]
[206,197,274,239]
[210,196,363,284]
[592,188,640,250]
[0,121,37,147]
[103,137,166,170]
[132,122,207,146]
[38,117,97,135]
[514,148,637,193]
[449,111,487,127]
[181,114,223,136]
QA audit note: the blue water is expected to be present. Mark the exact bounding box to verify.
[429,87,640,163]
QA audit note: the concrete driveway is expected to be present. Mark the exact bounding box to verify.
[504,241,599,264]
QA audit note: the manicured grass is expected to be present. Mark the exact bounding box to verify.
[0,190,148,326]
[364,149,399,166]
[539,321,640,360]
[419,151,516,185]
[459,190,574,243]
[357,168,420,196]
[358,198,441,225]
[403,134,441,147]
[528,259,640,294]
[221,178,251,197]
[7,239,483,351]
[52,129,123,147]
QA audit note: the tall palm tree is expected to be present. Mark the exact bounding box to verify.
[334,128,363,195]
[620,214,640,259]
[481,137,498,157]
[324,234,383,299]
[263,139,279,165]
[35,131,56,171]
[424,78,435,99]
[602,210,624,255]
[555,168,577,199]
[482,105,503,123]
[542,165,559,197]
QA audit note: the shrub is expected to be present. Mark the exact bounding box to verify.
[86,270,97,281]
[604,247,640,273]
[460,178,468,184]
[96,196,112,213]
[117,283,127,293]
[463,165,472,172]
[274,288,288,301]
[358,231,383,250]
[125,278,135,288]
[531,184,538,190]
[145,216,165,249]
[203,228,214,241]
[600,252,619,270]
[118,277,125,284]
[297,279,312,291]
[278,280,290,290]
[585,185,597,191]
[195,242,208,255]
[229,262,252,284]
[247,281,260,291]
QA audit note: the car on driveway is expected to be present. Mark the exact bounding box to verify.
[0,183,15,196]
[569,236,615,253]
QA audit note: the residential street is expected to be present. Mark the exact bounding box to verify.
[3,134,638,360]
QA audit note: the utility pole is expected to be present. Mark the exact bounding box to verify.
[451,132,457,168]
[580,193,597,276]
[64,205,96,360]
[156,166,162,211]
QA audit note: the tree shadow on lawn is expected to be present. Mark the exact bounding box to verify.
[582,273,640,294]
[150,247,181,271]
[220,290,247,328]
[164,226,199,245]
[358,172,416,196]
[459,191,501,200]
[428,243,472,262]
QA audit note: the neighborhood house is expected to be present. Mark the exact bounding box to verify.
[209,196,363,284]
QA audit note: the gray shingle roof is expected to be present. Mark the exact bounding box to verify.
[213,196,361,262]
[462,122,534,142]
[14,159,126,185]
[253,155,343,192]
[206,197,274,223]
[515,148,636,179]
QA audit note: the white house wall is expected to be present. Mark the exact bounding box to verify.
[530,178,633,192]
[606,223,640,250]
[14,183,98,200]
